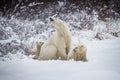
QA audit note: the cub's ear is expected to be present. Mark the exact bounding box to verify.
[36,41,44,45]
[36,41,39,44]
[40,42,44,45]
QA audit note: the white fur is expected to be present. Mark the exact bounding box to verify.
[39,18,71,60]
[68,42,88,61]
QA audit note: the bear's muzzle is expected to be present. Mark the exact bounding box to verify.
[50,18,54,21]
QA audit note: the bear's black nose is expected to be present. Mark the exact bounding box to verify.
[50,18,54,21]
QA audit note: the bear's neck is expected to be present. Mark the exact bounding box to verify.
[56,26,70,37]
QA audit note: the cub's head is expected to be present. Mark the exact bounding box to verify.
[49,17,66,30]
[73,43,86,54]
[36,41,44,49]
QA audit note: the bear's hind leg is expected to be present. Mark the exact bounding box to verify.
[39,45,58,60]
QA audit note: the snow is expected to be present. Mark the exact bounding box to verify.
[58,1,64,7]
[0,38,120,80]
[1,1,120,79]
[93,20,107,33]
[28,2,41,6]
[0,13,120,80]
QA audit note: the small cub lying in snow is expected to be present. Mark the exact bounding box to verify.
[68,42,88,62]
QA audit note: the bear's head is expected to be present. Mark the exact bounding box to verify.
[50,17,66,30]
[73,43,86,54]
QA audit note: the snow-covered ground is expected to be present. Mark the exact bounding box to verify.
[0,1,120,80]
[0,38,120,80]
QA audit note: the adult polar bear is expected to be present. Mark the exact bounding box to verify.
[39,18,71,60]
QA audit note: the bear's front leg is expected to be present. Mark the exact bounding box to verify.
[57,38,67,60]
[58,48,67,60]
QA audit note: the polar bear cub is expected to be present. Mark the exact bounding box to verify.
[32,41,44,59]
[68,42,88,61]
